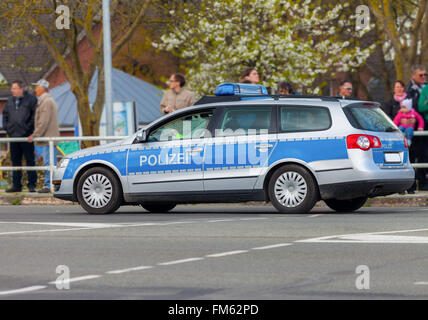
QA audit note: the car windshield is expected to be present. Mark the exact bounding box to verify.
[343,105,399,133]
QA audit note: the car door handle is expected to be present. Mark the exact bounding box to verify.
[186,147,204,153]
[255,144,273,150]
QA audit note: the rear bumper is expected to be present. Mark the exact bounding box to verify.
[319,178,415,200]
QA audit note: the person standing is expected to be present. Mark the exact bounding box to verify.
[405,65,427,192]
[382,80,408,120]
[337,81,353,99]
[406,65,427,110]
[277,81,296,95]
[2,80,38,192]
[419,82,428,118]
[28,79,59,193]
[240,68,260,84]
[160,73,195,115]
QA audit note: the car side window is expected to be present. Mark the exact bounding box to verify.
[218,106,272,136]
[148,111,213,142]
[280,106,331,132]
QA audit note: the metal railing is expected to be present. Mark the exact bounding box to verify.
[0,136,126,193]
[407,131,428,169]
[0,131,428,193]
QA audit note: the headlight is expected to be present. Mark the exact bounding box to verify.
[58,158,70,168]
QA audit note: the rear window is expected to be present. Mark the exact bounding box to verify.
[280,106,331,132]
[343,106,399,132]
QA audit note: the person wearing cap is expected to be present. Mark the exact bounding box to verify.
[2,80,38,193]
[28,79,59,193]
[393,98,424,146]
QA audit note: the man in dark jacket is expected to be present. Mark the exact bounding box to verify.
[406,65,427,111]
[405,65,427,191]
[2,80,38,192]
[337,80,353,99]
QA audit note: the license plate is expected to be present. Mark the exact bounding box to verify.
[384,152,401,163]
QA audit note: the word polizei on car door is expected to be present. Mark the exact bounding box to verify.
[53,83,414,214]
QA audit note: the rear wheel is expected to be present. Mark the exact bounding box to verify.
[141,202,176,213]
[76,167,122,214]
[324,197,368,212]
[268,165,318,214]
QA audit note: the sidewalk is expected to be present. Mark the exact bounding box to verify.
[0,189,428,207]
[0,189,74,205]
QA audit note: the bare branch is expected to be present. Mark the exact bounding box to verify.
[29,16,77,88]
[111,0,152,58]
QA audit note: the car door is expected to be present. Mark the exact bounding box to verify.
[127,109,214,194]
[203,105,277,191]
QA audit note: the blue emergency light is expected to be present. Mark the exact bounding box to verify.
[215,83,268,96]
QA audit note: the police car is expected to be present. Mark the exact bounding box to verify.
[53,83,414,214]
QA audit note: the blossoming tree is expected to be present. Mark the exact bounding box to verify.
[154,0,375,95]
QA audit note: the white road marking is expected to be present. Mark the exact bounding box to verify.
[0,221,198,236]
[49,275,101,285]
[0,227,96,236]
[0,216,278,237]
[106,266,153,274]
[13,222,121,228]
[206,250,249,258]
[0,237,315,297]
[0,285,47,296]
[414,282,428,285]
[158,258,204,265]
[297,228,428,244]
[162,221,198,225]
[252,243,292,250]
[308,214,322,218]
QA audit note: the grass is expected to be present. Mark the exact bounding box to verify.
[11,198,21,205]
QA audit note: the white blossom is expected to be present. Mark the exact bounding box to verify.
[154,0,373,94]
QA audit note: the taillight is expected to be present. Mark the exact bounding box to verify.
[347,134,382,151]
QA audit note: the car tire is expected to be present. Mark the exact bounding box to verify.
[76,167,122,215]
[268,165,318,214]
[141,202,176,213]
[324,197,368,212]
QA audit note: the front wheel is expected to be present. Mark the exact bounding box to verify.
[268,165,318,214]
[324,197,368,212]
[141,202,176,213]
[76,167,122,214]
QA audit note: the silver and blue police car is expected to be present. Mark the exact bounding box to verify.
[53,83,414,214]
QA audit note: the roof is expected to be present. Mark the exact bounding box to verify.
[51,68,163,127]
[195,94,340,106]
[0,45,53,100]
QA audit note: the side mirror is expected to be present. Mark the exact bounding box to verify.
[136,129,147,142]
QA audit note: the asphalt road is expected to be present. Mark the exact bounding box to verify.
[1,204,428,300]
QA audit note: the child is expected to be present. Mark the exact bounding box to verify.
[393,98,424,146]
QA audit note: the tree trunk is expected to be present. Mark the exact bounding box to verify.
[73,90,100,148]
